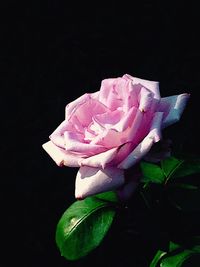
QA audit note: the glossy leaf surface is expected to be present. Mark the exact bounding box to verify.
[150,241,200,267]
[56,193,116,260]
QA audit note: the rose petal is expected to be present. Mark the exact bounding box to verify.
[91,109,148,151]
[71,98,109,127]
[126,81,141,107]
[65,93,91,119]
[42,141,82,167]
[128,109,143,141]
[49,120,71,148]
[113,107,137,132]
[63,131,106,155]
[65,92,100,119]
[117,136,154,169]
[98,78,119,109]
[111,142,133,165]
[90,128,127,148]
[51,95,108,148]
[80,147,118,168]
[93,109,123,130]
[159,93,190,128]
[123,74,160,100]
[99,77,142,111]
[75,166,125,199]
[70,115,85,133]
[118,112,163,169]
[138,87,153,112]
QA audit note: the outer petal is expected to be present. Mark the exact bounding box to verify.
[118,112,163,169]
[123,74,160,100]
[75,166,125,199]
[49,120,71,148]
[65,93,99,119]
[159,93,190,128]
[42,141,82,167]
[138,87,153,112]
[80,147,118,168]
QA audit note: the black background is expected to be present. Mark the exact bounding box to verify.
[1,1,200,266]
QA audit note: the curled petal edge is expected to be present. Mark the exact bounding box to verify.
[42,141,82,167]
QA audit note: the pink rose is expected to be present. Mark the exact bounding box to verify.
[42,74,189,199]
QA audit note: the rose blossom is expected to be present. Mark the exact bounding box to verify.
[42,74,189,199]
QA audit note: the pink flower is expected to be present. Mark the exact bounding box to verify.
[42,74,189,199]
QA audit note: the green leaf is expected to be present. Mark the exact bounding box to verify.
[149,250,167,267]
[140,161,165,184]
[141,155,200,186]
[95,190,119,203]
[161,156,200,183]
[169,241,181,251]
[171,158,200,178]
[161,250,194,267]
[141,155,200,211]
[56,196,116,260]
[150,241,200,267]
[161,157,184,181]
[160,155,200,211]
